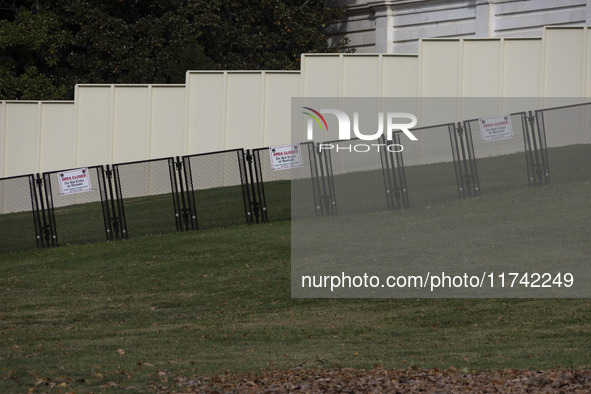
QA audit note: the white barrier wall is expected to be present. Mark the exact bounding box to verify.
[1,101,76,177]
[2,26,591,178]
[186,71,300,153]
[75,84,187,168]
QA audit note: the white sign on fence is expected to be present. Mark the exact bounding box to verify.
[57,168,92,195]
[479,114,514,142]
[269,144,304,171]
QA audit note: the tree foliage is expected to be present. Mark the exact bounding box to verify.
[0,0,347,100]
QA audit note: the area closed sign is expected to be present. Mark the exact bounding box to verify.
[269,144,303,171]
[57,168,92,195]
[479,114,514,142]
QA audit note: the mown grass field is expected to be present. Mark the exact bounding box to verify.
[0,144,590,391]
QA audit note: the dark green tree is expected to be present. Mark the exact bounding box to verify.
[0,0,347,100]
[0,7,71,99]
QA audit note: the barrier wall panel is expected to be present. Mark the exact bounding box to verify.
[225,73,264,150]
[342,55,381,96]
[3,26,591,181]
[151,86,186,158]
[186,72,226,154]
[0,102,5,177]
[301,55,342,96]
[264,72,300,147]
[113,86,150,163]
[5,102,40,177]
[382,55,419,97]
[544,27,586,97]
[503,38,543,97]
[587,28,591,96]
[40,102,76,173]
[76,85,113,168]
[420,40,462,97]
[462,39,502,97]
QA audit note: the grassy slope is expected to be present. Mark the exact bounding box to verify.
[1,180,590,391]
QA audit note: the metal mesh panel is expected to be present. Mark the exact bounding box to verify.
[115,158,178,238]
[402,124,458,207]
[321,138,393,216]
[0,175,36,252]
[464,115,527,194]
[288,142,324,220]
[46,166,108,246]
[252,143,318,222]
[535,103,591,185]
[185,149,250,229]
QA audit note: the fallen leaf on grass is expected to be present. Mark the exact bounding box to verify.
[167,368,591,393]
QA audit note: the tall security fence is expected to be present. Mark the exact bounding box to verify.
[1,102,590,254]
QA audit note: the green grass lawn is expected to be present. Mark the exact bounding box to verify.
[0,143,589,391]
[1,178,591,391]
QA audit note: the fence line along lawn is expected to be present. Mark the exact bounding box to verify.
[0,181,590,392]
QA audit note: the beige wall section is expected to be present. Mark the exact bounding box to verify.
[462,39,503,97]
[225,72,264,150]
[3,26,591,179]
[263,72,300,147]
[382,55,418,97]
[342,55,381,96]
[150,86,186,159]
[186,72,226,154]
[112,86,150,164]
[186,71,300,152]
[75,85,113,168]
[419,39,462,97]
[503,38,543,98]
[301,53,421,97]
[4,102,41,176]
[301,55,342,96]
[40,102,76,173]
[77,84,187,167]
[543,27,587,97]
[0,102,5,177]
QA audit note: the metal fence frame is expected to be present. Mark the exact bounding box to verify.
[0,102,589,252]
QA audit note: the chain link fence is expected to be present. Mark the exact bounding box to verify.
[45,166,109,246]
[184,149,251,229]
[536,103,591,185]
[250,142,319,222]
[402,124,459,207]
[1,102,590,253]
[114,158,179,238]
[0,175,37,253]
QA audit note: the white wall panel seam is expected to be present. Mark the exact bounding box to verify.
[378,54,384,97]
[222,72,229,151]
[1,101,6,177]
[184,72,191,156]
[458,39,464,98]
[339,54,344,97]
[109,85,116,165]
[74,85,80,167]
[417,40,424,96]
[36,102,43,174]
[260,72,266,148]
[541,28,548,98]
[582,27,589,97]
[498,38,505,97]
[147,85,153,161]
